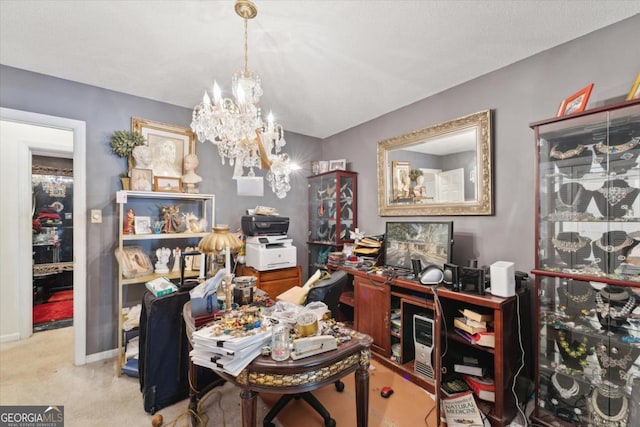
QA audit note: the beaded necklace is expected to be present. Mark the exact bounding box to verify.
[590,387,628,426]
[595,293,635,318]
[556,331,589,366]
[595,186,634,207]
[594,137,639,154]
[594,236,634,253]
[552,234,590,253]
[550,373,579,399]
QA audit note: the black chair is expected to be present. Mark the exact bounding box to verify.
[263,270,349,427]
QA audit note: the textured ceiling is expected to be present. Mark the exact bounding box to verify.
[1,1,639,138]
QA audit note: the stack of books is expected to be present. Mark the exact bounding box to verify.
[453,308,495,348]
[453,355,487,377]
[353,235,384,264]
[463,374,496,402]
[190,324,272,376]
[327,251,346,267]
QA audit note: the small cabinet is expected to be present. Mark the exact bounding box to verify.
[307,170,357,276]
[530,99,640,427]
[235,264,301,300]
[354,274,390,355]
[116,190,215,375]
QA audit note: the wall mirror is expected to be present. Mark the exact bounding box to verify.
[377,110,492,216]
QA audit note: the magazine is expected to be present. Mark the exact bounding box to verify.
[441,391,484,426]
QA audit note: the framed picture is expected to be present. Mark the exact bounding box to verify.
[130,168,153,192]
[329,159,346,171]
[319,161,329,173]
[115,246,153,278]
[131,117,196,178]
[134,216,152,235]
[310,160,320,175]
[392,161,412,201]
[556,83,594,117]
[154,176,182,193]
[626,72,640,100]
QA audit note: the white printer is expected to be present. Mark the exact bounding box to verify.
[242,215,297,271]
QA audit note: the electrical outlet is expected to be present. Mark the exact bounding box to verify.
[91,209,102,224]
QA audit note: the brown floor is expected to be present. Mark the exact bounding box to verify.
[261,362,438,427]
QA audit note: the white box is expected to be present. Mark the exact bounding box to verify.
[490,261,515,297]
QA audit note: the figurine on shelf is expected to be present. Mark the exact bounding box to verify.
[132,145,152,170]
[154,247,171,274]
[160,205,184,233]
[172,247,181,272]
[124,208,135,234]
[182,153,202,194]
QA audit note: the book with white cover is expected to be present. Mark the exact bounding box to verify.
[191,340,265,376]
[192,325,272,351]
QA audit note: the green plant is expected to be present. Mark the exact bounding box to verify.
[409,169,423,182]
[109,130,146,158]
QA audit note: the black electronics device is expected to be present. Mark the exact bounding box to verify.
[459,266,485,295]
[442,263,459,290]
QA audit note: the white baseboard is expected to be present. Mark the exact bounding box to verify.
[0,332,21,343]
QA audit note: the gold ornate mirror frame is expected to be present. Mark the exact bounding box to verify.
[377,110,493,216]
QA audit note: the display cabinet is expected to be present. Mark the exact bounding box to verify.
[115,190,215,375]
[530,99,640,427]
[307,170,357,275]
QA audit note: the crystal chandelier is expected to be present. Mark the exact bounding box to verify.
[191,0,292,198]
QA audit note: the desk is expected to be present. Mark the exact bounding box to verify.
[183,302,373,427]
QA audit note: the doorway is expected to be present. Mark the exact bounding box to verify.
[0,107,87,365]
[32,156,74,332]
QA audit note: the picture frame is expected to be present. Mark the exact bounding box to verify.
[391,160,412,201]
[115,246,153,278]
[310,160,320,175]
[329,159,347,171]
[626,72,640,100]
[134,216,152,235]
[131,117,196,178]
[319,161,329,173]
[154,176,182,193]
[556,83,594,117]
[130,168,153,192]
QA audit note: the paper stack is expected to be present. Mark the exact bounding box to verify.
[190,325,272,376]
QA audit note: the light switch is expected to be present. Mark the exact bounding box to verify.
[91,209,102,224]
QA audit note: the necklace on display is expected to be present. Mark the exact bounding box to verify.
[556,185,585,210]
[557,331,589,365]
[596,185,635,207]
[595,293,636,318]
[562,285,594,303]
[594,236,634,253]
[590,387,628,426]
[552,234,590,253]
[594,137,639,155]
[595,341,634,369]
[600,287,631,301]
[551,373,580,399]
[550,144,586,160]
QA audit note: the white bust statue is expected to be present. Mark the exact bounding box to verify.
[132,145,152,170]
[182,153,202,193]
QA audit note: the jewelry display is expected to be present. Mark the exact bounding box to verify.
[551,372,580,399]
[601,286,632,302]
[595,292,636,319]
[590,386,629,426]
[594,137,639,155]
[556,330,590,368]
[554,182,592,214]
[560,281,594,304]
[592,231,637,275]
[592,180,640,219]
[552,234,591,253]
[552,232,592,267]
[595,341,634,369]
[550,143,586,160]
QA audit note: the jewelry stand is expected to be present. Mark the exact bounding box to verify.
[591,231,637,274]
[553,329,590,373]
[589,385,630,426]
[554,182,593,214]
[592,134,640,176]
[552,232,592,268]
[557,279,596,323]
[592,179,639,219]
[549,138,593,179]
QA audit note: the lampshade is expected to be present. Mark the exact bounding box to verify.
[198,225,243,254]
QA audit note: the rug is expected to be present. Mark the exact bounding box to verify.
[260,361,438,427]
[33,299,73,324]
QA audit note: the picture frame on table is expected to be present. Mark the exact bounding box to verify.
[134,216,152,235]
[130,168,153,192]
[329,159,347,171]
[627,72,640,100]
[556,83,594,117]
[310,160,320,175]
[319,161,329,173]
[131,117,196,178]
[154,176,182,193]
[392,160,411,201]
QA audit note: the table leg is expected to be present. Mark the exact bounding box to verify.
[240,389,258,427]
[355,361,370,427]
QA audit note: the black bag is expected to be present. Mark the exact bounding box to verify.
[138,285,193,414]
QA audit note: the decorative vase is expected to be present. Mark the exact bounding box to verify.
[120,177,130,190]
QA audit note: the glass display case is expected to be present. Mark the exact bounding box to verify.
[307,170,357,275]
[530,99,640,427]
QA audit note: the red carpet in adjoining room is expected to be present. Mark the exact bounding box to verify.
[33,299,73,324]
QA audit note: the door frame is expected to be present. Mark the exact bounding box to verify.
[0,107,87,365]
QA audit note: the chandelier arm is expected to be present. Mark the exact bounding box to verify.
[255,130,273,170]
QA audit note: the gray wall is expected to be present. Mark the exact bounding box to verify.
[321,15,640,271]
[1,14,638,356]
[0,65,321,354]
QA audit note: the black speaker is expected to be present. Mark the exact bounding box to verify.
[442,263,459,289]
[459,267,485,295]
[411,259,422,279]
